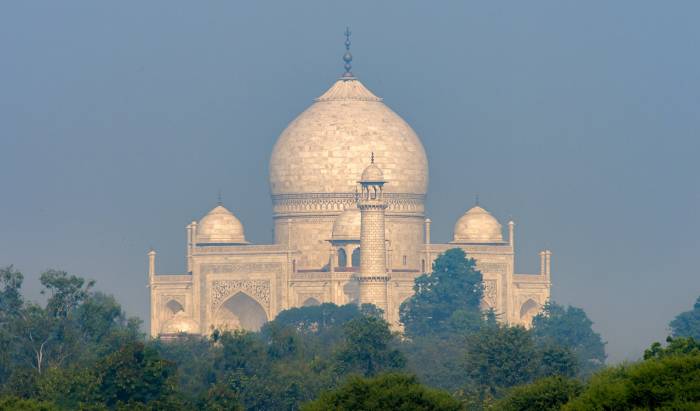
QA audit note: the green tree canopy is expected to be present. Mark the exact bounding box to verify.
[39,270,94,319]
[494,376,583,411]
[302,373,462,411]
[0,396,58,411]
[531,301,606,376]
[334,316,405,377]
[563,353,700,410]
[400,248,484,337]
[463,324,578,401]
[670,296,700,340]
[644,336,700,360]
[95,341,183,409]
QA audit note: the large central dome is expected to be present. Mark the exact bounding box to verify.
[269,78,428,196]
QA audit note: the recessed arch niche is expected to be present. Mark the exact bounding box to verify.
[519,299,540,327]
[214,291,268,332]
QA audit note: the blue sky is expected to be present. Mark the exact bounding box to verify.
[1,1,698,363]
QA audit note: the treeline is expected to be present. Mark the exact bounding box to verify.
[1,249,699,410]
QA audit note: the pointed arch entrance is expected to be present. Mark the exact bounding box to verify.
[214,292,268,332]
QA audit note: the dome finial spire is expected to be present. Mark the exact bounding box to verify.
[217,189,223,205]
[342,26,354,79]
[371,151,374,164]
[475,193,480,206]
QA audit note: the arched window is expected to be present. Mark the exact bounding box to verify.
[338,248,347,267]
[351,247,361,267]
[403,255,407,266]
[421,259,426,273]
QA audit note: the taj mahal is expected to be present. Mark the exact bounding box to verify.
[147,32,551,337]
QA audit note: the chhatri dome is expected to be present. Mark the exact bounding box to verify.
[196,204,248,244]
[331,207,361,241]
[452,205,504,244]
[269,33,428,197]
[360,155,385,183]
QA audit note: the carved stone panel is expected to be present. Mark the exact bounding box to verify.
[210,280,271,312]
[482,280,497,308]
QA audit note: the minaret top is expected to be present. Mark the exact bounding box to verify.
[359,156,385,184]
[342,27,354,79]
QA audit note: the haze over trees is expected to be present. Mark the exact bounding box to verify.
[670,296,700,340]
[1,252,699,409]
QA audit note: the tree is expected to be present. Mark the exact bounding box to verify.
[644,336,700,360]
[269,303,362,336]
[403,334,470,392]
[199,382,243,411]
[39,270,94,319]
[462,324,578,402]
[263,303,363,357]
[531,301,606,376]
[0,266,24,320]
[563,353,700,410]
[335,316,405,377]
[464,325,538,400]
[494,376,583,411]
[302,373,462,411]
[670,296,700,340]
[95,342,183,409]
[0,266,25,385]
[0,396,58,411]
[400,248,484,337]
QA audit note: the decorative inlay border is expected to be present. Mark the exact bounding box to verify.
[272,193,425,214]
[201,263,284,274]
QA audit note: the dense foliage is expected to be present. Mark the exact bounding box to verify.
[493,376,583,411]
[563,352,700,410]
[302,373,462,411]
[400,248,484,337]
[0,252,641,410]
[532,301,606,376]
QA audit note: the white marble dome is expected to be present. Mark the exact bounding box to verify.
[452,206,504,243]
[269,78,428,196]
[197,204,248,244]
[332,207,361,241]
[161,311,199,334]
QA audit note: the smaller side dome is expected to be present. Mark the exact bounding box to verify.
[332,207,361,241]
[452,206,504,243]
[197,204,248,244]
[360,163,385,183]
[161,311,199,335]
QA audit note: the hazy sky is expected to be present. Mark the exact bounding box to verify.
[1,1,698,363]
